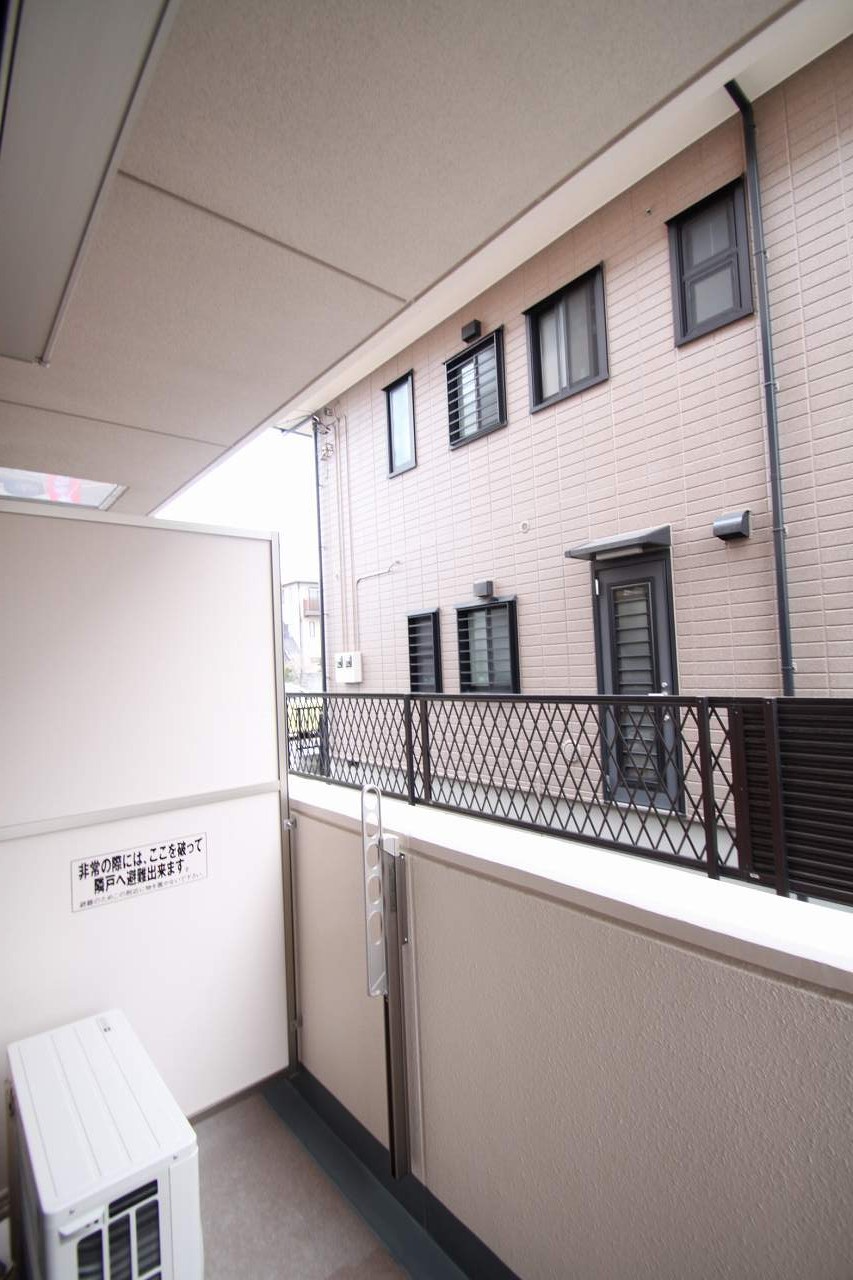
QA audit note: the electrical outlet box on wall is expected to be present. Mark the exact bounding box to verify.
[334,651,363,684]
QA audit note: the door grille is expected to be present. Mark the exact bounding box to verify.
[611,583,660,786]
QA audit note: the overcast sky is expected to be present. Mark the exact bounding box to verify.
[157,428,319,583]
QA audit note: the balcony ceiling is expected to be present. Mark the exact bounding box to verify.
[0,0,842,514]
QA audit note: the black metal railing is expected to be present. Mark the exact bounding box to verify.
[285,692,853,908]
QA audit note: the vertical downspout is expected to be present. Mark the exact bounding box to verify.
[725,79,795,696]
[313,421,328,691]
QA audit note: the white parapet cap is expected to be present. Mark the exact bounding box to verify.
[288,775,853,998]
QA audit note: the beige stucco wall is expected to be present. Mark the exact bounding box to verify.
[318,38,853,697]
[758,39,853,694]
[291,797,853,1280]
[293,809,389,1147]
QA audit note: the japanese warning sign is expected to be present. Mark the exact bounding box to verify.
[71,833,208,912]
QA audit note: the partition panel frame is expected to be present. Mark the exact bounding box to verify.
[0,497,298,1066]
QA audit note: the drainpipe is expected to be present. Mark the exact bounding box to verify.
[313,421,328,692]
[725,79,795,696]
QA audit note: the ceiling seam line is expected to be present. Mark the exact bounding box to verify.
[148,300,409,515]
[163,4,813,458]
[116,170,408,304]
[288,1,804,334]
[147,5,810,518]
[0,398,226,449]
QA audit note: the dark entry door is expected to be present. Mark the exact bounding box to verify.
[594,554,679,805]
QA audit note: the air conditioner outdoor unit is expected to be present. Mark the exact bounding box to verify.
[7,1010,203,1280]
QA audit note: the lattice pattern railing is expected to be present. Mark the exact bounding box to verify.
[285,691,853,906]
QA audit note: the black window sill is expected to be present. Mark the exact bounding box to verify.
[449,420,507,451]
[389,459,417,478]
[674,304,754,348]
[529,369,609,414]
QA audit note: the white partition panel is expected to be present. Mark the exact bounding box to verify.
[0,502,293,1191]
[0,508,279,828]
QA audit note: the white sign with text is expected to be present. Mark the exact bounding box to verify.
[71,832,208,912]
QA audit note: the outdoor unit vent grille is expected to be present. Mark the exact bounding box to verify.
[77,1180,162,1280]
[76,1232,104,1280]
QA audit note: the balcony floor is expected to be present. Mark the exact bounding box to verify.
[196,1092,405,1279]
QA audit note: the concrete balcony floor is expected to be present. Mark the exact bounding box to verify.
[196,1093,405,1280]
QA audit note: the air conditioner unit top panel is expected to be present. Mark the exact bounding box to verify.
[8,1009,196,1217]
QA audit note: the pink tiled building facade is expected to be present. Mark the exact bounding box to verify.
[317,39,853,700]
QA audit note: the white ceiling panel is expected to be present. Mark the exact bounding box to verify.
[0,0,169,362]
[121,0,792,302]
[0,174,400,446]
[0,400,223,515]
[0,0,830,513]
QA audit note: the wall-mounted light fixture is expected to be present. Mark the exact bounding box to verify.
[461,319,481,344]
[713,510,751,541]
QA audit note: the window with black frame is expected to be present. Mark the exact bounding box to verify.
[668,180,753,345]
[445,329,506,448]
[524,265,608,410]
[457,600,519,694]
[384,370,416,475]
[407,610,442,693]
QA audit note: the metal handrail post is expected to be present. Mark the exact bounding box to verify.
[697,698,720,879]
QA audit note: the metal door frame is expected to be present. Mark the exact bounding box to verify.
[592,550,681,808]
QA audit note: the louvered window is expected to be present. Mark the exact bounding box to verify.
[457,600,519,694]
[445,329,506,448]
[611,583,660,786]
[612,584,656,694]
[408,611,442,693]
[668,180,753,345]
